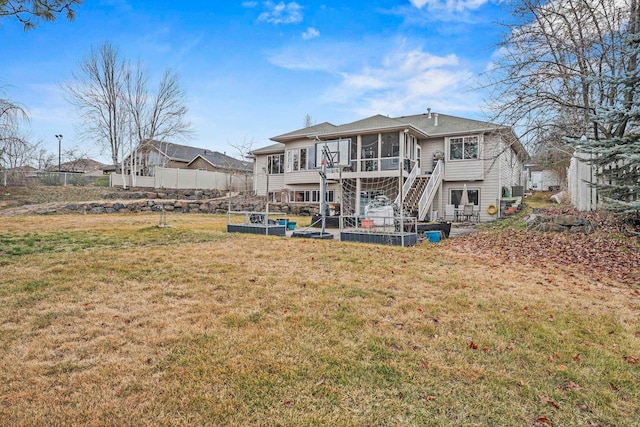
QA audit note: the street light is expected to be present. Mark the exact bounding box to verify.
[55,134,63,172]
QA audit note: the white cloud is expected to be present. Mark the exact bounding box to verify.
[302,27,320,40]
[268,39,484,118]
[258,1,303,25]
[242,1,258,7]
[325,45,478,117]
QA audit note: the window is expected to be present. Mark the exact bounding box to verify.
[286,148,311,172]
[450,188,479,206]
[449,136,479,160]
[267,154,284,174]
[381,132,399,158]
[299,148,307,171]
[291,190,334,203]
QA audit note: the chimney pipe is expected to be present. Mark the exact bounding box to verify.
[434,113,438,126]
[427,108,432,119]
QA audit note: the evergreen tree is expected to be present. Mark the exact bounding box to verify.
[576,1,640,219]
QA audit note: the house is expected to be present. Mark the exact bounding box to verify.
[250,110,528,222]
[123,140,251,176]
[49,158,106,176]
[112,140,253,192]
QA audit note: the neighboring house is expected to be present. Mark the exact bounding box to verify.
[123,140,251,176]
[250,111,528,222]
[114,140,253,192]
[49,158,106,176]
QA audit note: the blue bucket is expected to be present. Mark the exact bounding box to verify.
[287,221,296,230]
[278,219,288,226]
[425,230,441,243]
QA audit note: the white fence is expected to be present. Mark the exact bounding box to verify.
[567,152,597,211]
[110,167,252,192]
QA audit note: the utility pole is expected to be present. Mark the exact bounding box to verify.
[55,134,63,172]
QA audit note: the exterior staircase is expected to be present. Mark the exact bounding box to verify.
[402,176,428,213]
[398,160,444,221]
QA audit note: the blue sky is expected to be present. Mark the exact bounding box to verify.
[0,0,507,163]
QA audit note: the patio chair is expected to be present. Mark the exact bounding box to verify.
[444,204,456,221]
[472,205,480,222]
[461,204,474,222]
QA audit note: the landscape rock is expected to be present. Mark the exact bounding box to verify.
[549,191,568,204]
[553,215,589,227]
[535,222,567,233]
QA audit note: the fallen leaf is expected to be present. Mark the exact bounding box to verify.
[426,395,436,401]
[539,395,560,409]
[468,341,478,350]
[557,365,567,371]
[536,416,552,425]
[624,355,637,364]
[573,354,581,362]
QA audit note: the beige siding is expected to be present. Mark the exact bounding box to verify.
[418,137,445,174]
[284,170,321,185]
[443,134,485,181]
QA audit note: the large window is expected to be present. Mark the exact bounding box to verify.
[449,136,479,160]
[286,148,313,172]
[450,188,479,206]
[267,154,284,174]
[291,190,335,203]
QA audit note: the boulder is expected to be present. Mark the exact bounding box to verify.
[535,222,567,232]
[553,215,589,227]
[549,191,568,204]
[525,213,549,227]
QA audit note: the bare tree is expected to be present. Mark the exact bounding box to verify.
[1,0,82,30]
[66,42,192,175]
[225,136,254,196]
[124,66,192,176]
[484,0,631,153]
[125,68,191,144]
[34,147,55,170]
[303,113,314,128]
[0,97,30,169]
[65,42,127,168]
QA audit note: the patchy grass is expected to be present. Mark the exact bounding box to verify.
[0,213,638,426]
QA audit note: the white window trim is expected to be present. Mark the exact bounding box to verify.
[447,135,480,161]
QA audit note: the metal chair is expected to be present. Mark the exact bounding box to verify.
[472,205,480,222]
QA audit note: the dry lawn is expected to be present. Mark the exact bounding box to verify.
[0,213,638,426]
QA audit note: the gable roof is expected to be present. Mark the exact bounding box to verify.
[143,140,251,171]
[271,122,338,142]
[249,142,285,156]
[264,112,527,158]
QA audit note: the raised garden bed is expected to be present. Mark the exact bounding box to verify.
[227,224,286,236]
[339,231,417,246]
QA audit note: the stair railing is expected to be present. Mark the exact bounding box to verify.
[417,160,444,221]
[394,161,419,207]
